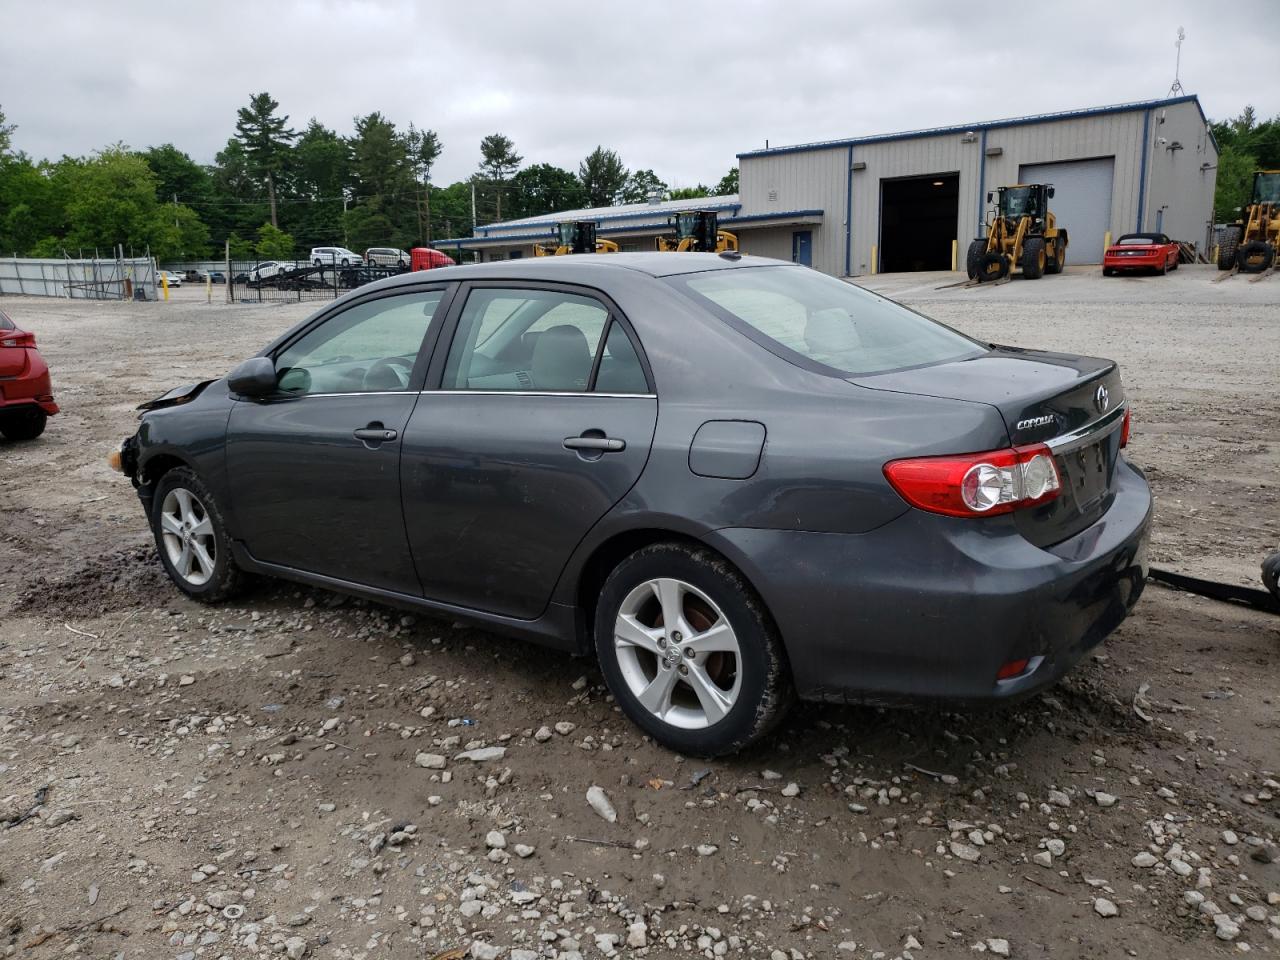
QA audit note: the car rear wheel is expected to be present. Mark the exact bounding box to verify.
[151,467,242,602]
[594,543,792,756]
[0,407,47,441]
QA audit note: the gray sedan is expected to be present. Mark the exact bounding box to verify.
[114,253,1151,756]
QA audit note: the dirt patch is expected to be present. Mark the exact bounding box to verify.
[12,546,170,619]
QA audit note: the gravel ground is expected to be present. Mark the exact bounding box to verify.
[1,265,1278,959]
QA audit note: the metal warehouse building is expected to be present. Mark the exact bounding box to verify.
[435,95,1218,276]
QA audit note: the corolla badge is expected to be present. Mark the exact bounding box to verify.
[1016,414,1056,431]
[1094,384,1111,414]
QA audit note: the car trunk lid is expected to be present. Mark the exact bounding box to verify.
[853,346,1126,547]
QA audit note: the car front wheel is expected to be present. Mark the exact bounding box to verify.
[594,543,792,756]
[151,467,242,602]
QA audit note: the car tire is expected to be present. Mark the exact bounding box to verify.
[1103,267,1115,277]
[594,542,793,756]
[965,240,986,280]
[1217,229,1240,270]
[341,258,350,267]
[1021,237,1046,279]
[1263,552,1280,604]
[1046,236,1066,274]
[150,467,242,603]
[0,407,47,441]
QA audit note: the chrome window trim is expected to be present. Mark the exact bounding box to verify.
[1045,403,1126,453]
[421,390,657,399]
[285,390,419,400]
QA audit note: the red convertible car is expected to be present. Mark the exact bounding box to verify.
[0,309,58,441]
[1102,233,1181,276]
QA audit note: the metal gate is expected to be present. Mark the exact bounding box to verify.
[1019,158,1115,264]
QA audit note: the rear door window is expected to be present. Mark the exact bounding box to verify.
[441,287,649,393]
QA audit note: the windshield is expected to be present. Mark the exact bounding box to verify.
[1000,187,1036,218]
[670,266,985,376]
[1118,235,1164,245]
[1254,172,1280,204]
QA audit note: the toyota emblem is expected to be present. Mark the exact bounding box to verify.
[1094,384,1110,414]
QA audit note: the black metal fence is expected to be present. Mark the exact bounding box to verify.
[226,257,411,303]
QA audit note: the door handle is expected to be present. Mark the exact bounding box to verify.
[563,435,625,452]
[353,426,397,443]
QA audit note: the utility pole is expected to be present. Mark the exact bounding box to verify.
[471,181,477,232]
[173,194,179,229]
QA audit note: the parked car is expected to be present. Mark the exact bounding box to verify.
[365,247,411,268]
[411,247,457,271]
[158,270,183,287]
[310,246,363,267]
[248,261,289,283]
[0,309,59,441]
[112,253,1150,756]
[1102,233,1181,276]
[208,271,226,284]
[182,269,203,283]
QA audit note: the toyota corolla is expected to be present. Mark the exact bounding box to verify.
[113,253,1151,756]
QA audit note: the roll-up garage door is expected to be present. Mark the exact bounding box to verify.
[1018,158,1115,264]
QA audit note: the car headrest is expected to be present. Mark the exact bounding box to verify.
[805,308,857,359]
[530,324,592,391]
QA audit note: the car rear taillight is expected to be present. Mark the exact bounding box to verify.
[1120,408,1131,448]
[883,444,1061,518]
[0,330,36,348]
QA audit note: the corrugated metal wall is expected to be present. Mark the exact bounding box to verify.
[1144,100,1218,248]
[738,147,850,275]
[0,257,158,299]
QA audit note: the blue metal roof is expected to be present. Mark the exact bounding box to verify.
[433,208,824,248]
[737,95,1213,160]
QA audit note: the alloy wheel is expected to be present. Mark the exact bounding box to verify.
[159,487,216,586]
[613,577,742,730]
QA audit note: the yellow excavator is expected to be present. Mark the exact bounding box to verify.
[655,210,739,253]
[1217,170,1279,272]
[966,183,1067,282]
[534,221,619,257]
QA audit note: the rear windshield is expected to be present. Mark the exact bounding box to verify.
[669,266,984,376]
[1118,234,1167,245]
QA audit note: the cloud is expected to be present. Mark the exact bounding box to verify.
[1,0,1276,190]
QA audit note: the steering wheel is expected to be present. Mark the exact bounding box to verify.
[362,356,415,391]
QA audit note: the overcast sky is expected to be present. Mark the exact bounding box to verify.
[3,1,1278,191]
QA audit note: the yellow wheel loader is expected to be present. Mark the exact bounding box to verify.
[966,184,1067,282]
[1217,170,1279,273]
[655,210,739,253]
[533,221,619,256]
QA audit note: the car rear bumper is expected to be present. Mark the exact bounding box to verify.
[1104,253,1164,269]
[710,458,1152,704]
[0,364,59,415]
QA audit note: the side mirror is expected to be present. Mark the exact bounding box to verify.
[1047,187,1055,198]
[227,356,277,398]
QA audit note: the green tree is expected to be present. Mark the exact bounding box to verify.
[1209,105,1280,221]
[508,163,587,219]
[60,147,162,254]
[431,180,476,238]
[578,147,628,207]
[668,185,711,200]
[291,120,349,248]
[225,231,254,259]
[141,144,213,205]
[713,166,739,196]
[622,168,667,204]
[0,104,14,155]
[254,222,296,260]
[148,203,211,261]
[477,133,522,220]
[234,92,297,228]
[406,124,442,243]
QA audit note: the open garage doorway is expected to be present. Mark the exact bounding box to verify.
[879,173,959,272]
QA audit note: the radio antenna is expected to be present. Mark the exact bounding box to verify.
[1168,27,1186,96]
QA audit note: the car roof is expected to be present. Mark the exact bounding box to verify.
[378,252,793,289]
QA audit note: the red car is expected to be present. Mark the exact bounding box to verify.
[1102,233,1181,276]
[0,309,58,441]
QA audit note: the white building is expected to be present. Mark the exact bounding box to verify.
[434,95,1218,276]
